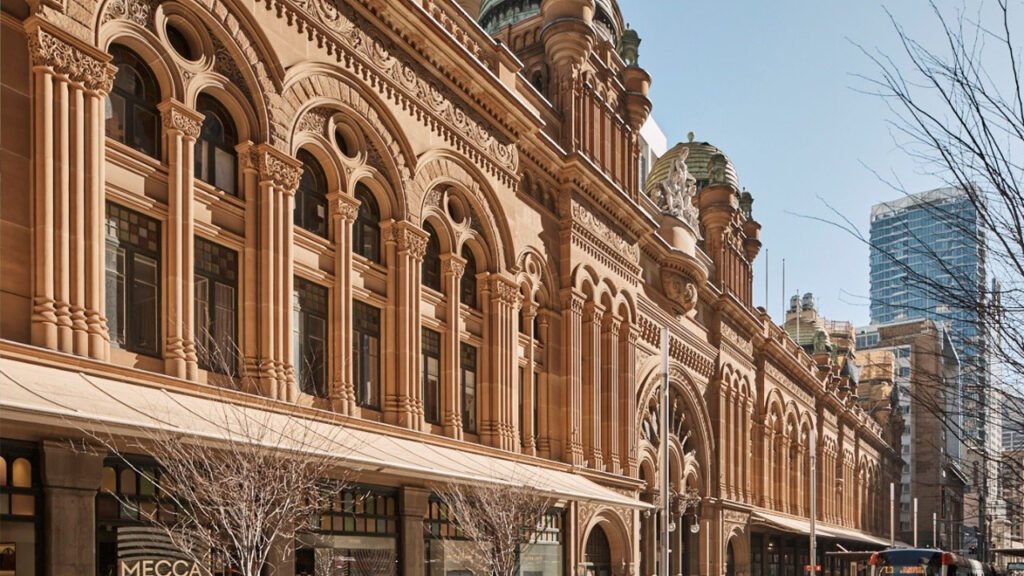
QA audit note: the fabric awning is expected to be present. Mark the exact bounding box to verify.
[751,511,838,538]
[752,511,895,549]
[0,356,647,510]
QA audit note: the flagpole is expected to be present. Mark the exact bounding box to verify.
[661,327,671,576]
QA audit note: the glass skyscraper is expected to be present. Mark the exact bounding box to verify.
[870,186,987,443]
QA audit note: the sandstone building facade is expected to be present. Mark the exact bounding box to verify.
[0,0,899,574]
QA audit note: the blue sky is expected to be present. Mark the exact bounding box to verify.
[619,1,963,326]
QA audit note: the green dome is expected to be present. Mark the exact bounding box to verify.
[478,0,623,42]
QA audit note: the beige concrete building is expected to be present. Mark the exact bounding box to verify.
[0,0,900,574]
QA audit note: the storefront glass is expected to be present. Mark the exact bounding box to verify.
[296,485,399,576]
[0,440,40,576]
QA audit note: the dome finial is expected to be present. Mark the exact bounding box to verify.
[687,131,695,143]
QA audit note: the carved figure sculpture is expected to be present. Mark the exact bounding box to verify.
[653,149,701,235]
[707,153,728,185]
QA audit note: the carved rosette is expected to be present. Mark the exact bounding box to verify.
[27,25,117,93]
[661,270,698,314]
[159,102,203,140]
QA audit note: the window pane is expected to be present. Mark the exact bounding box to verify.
[215,147,236,195]
[106,244,126,346]
[105,93,126,142]
[196,140,209,183]
[133,254,159,354]
[133,105,158,157]
[214,282,236,369]
[195,276,210,362]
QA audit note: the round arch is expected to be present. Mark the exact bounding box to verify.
[411,150,515,271]
[580,509,632,574]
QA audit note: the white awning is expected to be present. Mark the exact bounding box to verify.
[0,356,647,510]
[752,511,838,539]
[752,511,895,549]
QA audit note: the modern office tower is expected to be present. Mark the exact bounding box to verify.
[870,187,992,555]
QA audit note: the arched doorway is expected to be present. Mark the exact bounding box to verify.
[726,540,736,576]
[583,525,612,576]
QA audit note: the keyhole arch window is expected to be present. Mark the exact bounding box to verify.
[106,45,161,159]
[194,94,238,196]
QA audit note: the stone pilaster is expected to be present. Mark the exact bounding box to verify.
[481,274,520,451]
[535,311,552,459]
[601,313,621,474]
[329,192,360,415]
[521,299,537,456]
[384,222,428,430]
[400,487,430,576]
[582,301,603,471]
[242,144,302,400]
[621,324,639,477]
[41,441,104,576]
[159,99,203,380]
[26,19,115,359]
[441,253,466,439]
[561,288,585,466]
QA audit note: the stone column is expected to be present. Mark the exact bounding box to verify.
[26,21,115,358]
[328,192,360,415]
[386,222,428,430]
[536,311,552,459]
[159,99,203,380]
[400,487,430,576]
[243,145,302,399]
[41,441,104,576]
[561,289,585,466]
[482,274,520,451]
[620,324,639,477]
[601,313,620,474]
[441,253,465,439]
[582,301,603,470]
[521,299,537,456]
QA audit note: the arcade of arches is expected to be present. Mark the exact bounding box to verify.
[0,0,900,574]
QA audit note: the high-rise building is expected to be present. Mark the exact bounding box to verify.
[870,187,993,555]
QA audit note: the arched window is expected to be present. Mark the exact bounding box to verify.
[422,224,441,292]
[460,247,477,308]
[353,184,380,263]
[106,45,160,158]
[195,94,238,196]
[294,150,328,237]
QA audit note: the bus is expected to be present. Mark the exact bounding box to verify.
[868,548,993,576]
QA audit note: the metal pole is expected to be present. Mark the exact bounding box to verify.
[810,428,817,574]
[914,498,918,547]
[661,328,670,576]
[933,512,937,547]
[891,482,896,547]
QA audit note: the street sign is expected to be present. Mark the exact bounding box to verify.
[1006,562,1024,570]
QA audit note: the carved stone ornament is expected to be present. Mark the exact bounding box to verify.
[296,106,333,135]
[27,26,116,93]
[397,227,428,260]
[651,148,701,236]
[662,270,698,314]
[492,278,523,307]
[100,0,153,27]
[570,200,640,264]
[443,257,466,279]
[328,193,360,221]
[160,105,203,139]
[250,148,302,194]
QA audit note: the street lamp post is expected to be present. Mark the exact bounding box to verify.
[661,328,671,576]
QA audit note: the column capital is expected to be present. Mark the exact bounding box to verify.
[158,99,204,140]
[583,300,604,323]
[390,221,429,261]
[561,287,586,314]
[602,312,622,334]
[489,274,522,308]
[25,18,117,93]
[327,191,360,222]
[244,143,303,195]
[441,253,466,280]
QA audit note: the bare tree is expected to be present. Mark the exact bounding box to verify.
[84,338,350,576]
[824,0,1024,556]
[431,475,554,576]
